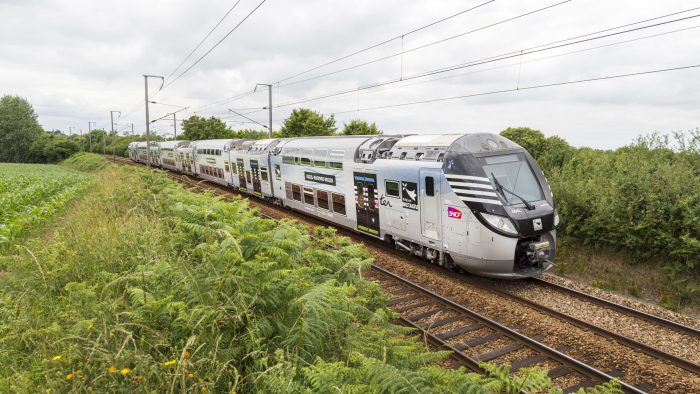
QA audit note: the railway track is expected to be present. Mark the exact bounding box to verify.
[529,276,700,338]
[366,239,700,375]
[109,156,700,392]
[367,265,644,393]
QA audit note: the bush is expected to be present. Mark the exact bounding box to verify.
[502,127,700,302]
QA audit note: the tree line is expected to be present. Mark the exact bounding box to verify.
[0,96,380,163]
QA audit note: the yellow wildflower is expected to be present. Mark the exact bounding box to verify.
[51,355,62,361]
[184,351,191,359]
[163,359,177,367]
[201,386,207,393]
[75,370,83,379]
[88,323,94,331]
[108,365,117,373]
[188,373,194,379]
[134,375,144,382]
[120,368,131,376]
[65,373,73,381]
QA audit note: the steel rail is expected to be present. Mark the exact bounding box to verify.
[370,265,646,394]
[530,277,700,337]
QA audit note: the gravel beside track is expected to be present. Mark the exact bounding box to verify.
[111,157,700,393]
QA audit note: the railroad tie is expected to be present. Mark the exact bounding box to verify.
[436,322,482,340]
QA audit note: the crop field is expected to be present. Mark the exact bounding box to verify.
[0,163,89,247]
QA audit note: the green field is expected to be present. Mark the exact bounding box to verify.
[0,163,89,247]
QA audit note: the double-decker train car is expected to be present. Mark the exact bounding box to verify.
[157,140,191,172]
[130,132,557,279]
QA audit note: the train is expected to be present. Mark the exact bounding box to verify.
[128,132,557,279]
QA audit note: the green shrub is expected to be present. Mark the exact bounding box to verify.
[62,152,109,171]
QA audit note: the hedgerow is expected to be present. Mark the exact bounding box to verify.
[502,127,700,305]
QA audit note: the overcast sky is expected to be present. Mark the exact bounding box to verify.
[1,0,698,148]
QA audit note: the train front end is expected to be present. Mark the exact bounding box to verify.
[443,133,557,279]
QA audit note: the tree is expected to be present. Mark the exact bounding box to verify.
[231,128,268,140]
[279,108,336,137]
[0,95,44,162]
[181,115,235,140]
[342,119,382,135]
[500,127,547,159]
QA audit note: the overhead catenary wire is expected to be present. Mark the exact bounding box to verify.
[271,13,700,109]
[158,4,700,120]
[276,0,496,84]
[188,1,497,115]
[161,0,268,91]
[192,0,571,116]
[365,24,700,95]
[164,0,243,81]
[278,0,573,88]
[328,63,700,115]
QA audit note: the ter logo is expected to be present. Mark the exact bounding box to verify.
[447,206,463,219]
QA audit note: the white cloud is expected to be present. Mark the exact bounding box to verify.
[0,0,698,147]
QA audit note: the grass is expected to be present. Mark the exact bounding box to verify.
[554,237,700,316]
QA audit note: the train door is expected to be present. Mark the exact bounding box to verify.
[419,168,442,240]
[250,159,262,195]
[353,172,380,236]
[237,158,247,190]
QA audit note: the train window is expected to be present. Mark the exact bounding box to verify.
[332,193,346,215]
[261,168,269,182]
[283,155,294,164]
[274,164,281,180]
[217,149,221,155]
[316,190,330,210]
[415,152,424,160]
[400,152,407,160]
[231,162,237,174]
[385,180,400,198]
[285,182,293,200]
[426,176,435,197]
[303,187,315,205]
[292,184,302,201]
[225,163,230,172]
[313,149,327,167]
[329,150,344,169]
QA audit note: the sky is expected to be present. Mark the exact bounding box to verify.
[0,0,698,148]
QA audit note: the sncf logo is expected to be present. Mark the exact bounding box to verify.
[447,206,463,219]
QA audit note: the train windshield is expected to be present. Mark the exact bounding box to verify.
[482,153,543,205]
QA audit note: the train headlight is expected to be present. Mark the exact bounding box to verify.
[480,213,518,235]
[554,212,560,228]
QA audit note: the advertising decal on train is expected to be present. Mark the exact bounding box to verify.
[401,181,418,211]
[304,171,336,186]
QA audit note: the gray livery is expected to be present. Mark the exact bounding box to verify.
[129,133,557,279]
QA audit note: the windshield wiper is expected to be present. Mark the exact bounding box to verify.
[490,172,535,210]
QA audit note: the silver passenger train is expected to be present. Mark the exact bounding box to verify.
[129,133,557,278]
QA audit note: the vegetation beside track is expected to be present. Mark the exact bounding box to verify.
[2,153,620,393]
[503,127,700,311]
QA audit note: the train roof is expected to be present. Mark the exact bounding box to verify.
[135,141,157,148]
[190,139,248,150]
[158,140,191,149]
[446,133,521,155]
